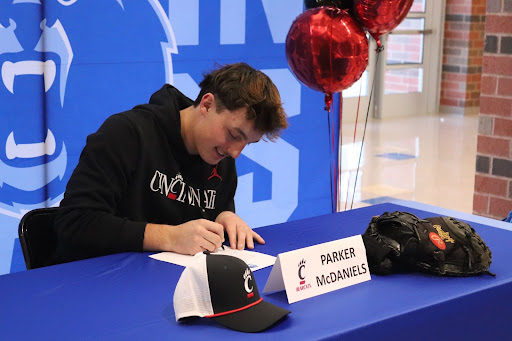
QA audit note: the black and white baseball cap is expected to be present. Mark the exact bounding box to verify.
[173,252,290,333]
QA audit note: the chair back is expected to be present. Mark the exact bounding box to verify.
[18,207,59,270]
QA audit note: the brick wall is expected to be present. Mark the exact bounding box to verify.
[440,0,486,111]
[473,0,512,219]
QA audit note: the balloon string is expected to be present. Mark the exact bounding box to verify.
[344,79,363,211]
[329,12,333,106]
[327,106,335,213]
[325,9,334,112]
[331,107,335,212]
[336,94,343,212]
[327,10,336,212]
[351,46,383,210]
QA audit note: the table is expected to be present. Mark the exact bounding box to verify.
[1,202,511,340]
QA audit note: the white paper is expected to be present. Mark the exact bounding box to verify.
[149,246,276,271]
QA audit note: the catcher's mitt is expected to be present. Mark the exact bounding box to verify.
[362,211,495,276]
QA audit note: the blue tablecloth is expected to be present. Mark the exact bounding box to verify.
[1,203,511,340]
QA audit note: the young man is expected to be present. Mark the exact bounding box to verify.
[52,63,288,263]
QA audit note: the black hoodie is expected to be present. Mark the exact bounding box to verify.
[53,85,237,263]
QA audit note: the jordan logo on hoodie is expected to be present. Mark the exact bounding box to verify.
[208,164,222,181]
[149,171,216,209]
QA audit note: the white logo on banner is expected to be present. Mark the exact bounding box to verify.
[0,0,176,275]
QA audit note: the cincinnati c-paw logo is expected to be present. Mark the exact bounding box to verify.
[298,259,306,285]
[296,259,311,292]
[243,268,254,298]
[429,232,446,250]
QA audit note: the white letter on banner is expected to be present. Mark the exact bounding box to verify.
[220,0,245,44]
[233,68,301,228]
[169,0,302,46]
[235,139,299,228]
[172,73,200,98]
[261,0,303,43]
[168,0,199,45]
[235,69,301,228]
[262,69,300,118]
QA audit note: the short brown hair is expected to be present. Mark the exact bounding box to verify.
[194,63,288,141]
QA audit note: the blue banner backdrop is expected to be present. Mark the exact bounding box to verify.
[0,0,340,274]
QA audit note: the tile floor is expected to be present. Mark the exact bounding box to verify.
[337,112,478,214]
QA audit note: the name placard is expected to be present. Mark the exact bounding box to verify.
[263,235,371,304]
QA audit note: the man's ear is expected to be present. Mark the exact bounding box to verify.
[200,93,215,116]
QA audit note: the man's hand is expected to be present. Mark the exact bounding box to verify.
[215,211,265,250]
[143,219,224,255]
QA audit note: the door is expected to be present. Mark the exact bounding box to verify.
[341,0,445,121]
[337,0,445,211]
[378,0,445,118]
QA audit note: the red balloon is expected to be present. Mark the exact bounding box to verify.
[285,7,369,96]
[353,0,414,45]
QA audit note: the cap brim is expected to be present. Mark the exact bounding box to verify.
[210,300,290,333]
